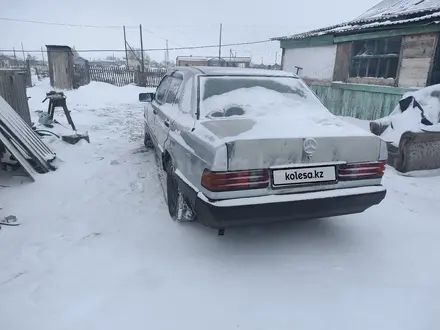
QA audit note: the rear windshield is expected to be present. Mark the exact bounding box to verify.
[199,76,326,118]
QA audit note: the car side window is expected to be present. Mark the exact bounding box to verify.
[155,76,172,104]
[165,77,183,104]
[178,77,193,115]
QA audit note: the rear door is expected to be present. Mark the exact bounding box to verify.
[152,73,183,152]
[148,75,171,151]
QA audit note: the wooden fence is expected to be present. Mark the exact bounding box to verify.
[141,69,167,87]
[89,66,136,86]
[309,82,414,120]
[88,66,166,87]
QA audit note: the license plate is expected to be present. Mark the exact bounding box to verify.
[272,166,337,186]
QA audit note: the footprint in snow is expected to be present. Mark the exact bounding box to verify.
[130,181,144,193]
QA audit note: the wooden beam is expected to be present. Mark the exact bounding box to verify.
[280,35,334,49]
[426,34,439,86]
[332,43,351,82]
[331,81,417,94]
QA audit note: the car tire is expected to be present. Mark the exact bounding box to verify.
[144,126,154,148]
[166,162,195,222]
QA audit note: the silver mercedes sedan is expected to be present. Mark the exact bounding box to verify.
[139,66,387,233]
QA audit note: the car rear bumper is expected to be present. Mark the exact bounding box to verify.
[192,185,386,229]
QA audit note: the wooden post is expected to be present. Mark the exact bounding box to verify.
[85,60,90,84]
[135,65,141,86]
[25,60,32,87]
[140,24,145,73]
[218,23,222,62]
[21,42,26,62]
[13,48,17,66]
[123,26,129,68]
[166,39,169,67]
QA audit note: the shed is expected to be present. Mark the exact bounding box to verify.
[74,56,88,66]
[0,55,15,68]
[46,45,74,90]
[0,69,31,125]
[272,0,440,120]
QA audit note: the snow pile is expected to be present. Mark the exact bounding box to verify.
[373,84,440,145]
[27,79,152,111]
[23,78,154,141]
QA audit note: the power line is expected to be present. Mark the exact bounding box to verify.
[141,27,184,47]
[0,16,132,29]
[0,16,185,48]
[0,17,300,30]
[0,39,273,53]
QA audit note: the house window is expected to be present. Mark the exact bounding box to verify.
[349,36,402,79]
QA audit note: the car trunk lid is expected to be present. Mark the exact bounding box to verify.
[224,136,382,170]
[200,117,381,171]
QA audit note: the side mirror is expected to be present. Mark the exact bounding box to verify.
[139,92,154,102]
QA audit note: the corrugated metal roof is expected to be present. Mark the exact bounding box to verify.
[0,95,56,180]
[357,0,440,19]
[273,0,440,41]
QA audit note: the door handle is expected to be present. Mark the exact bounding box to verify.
[164,120,170,128]
[153,108,157,115]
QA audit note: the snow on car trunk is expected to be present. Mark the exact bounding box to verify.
[197,77,381,170]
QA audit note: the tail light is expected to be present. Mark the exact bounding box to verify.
[201,169,269,192]
[338,161,386,181]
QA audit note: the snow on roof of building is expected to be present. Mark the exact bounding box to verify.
[176,56,209,61]
[357,0,440,19]
[176,56,251,62]
[272,0,440,41]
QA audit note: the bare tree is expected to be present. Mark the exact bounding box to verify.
[127,48,150,67]
[71,47,80,59]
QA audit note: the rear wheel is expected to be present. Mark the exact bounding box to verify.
[166,162,195,222]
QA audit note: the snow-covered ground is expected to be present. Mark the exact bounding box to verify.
[1,80,440,330]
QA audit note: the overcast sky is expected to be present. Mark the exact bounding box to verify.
[1,0,381,64]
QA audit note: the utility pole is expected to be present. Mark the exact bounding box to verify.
[123,25,129,67]
[218,23,222,62]
[275,52,278,65]
[13,47,17,66]
[41,46,45,64]
[166,39,169,67]
[140,24,145,73]
[21,42,26,61]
